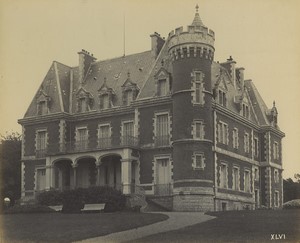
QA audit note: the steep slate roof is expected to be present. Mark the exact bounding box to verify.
[71,51,155,112]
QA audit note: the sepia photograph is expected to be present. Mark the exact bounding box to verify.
[0,0,300,242]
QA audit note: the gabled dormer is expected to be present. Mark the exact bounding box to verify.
[98,78,115,109]
[121,72,139,106]
[213,69,229,107]
[234,87,251,119]
[36,89,51,115]
[76,87,93,112]
[154,65,171,97]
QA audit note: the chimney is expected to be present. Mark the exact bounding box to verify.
[78,49,97,84]
[236,67,245,90]
[150,32,165,58]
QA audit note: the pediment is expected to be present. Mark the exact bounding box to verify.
[154,67,169,80]
[76,87,92,98]
[36,89,50,103]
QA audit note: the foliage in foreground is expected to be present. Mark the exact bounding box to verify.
[283,199,300,209]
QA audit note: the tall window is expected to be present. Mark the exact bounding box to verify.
[232,167,239,190]
[100,94,110,109]
[122,121,134,145]
[155,113,169,146]
[76,127,88,150]
[37,101,47,115]
[157,79,167,96]
[244,170,251,193]
[218,90,226,107]
[193,71,204,105]
[219,163,228,188]
[232,128,239,149]
[217,122,228,145]
[254,137,259,157]
[254,168,259,181]
[194,121,204,139]
[273,142,279,160]
[244,132,250,153]
[78,98,87,112]
[274,191,279,207]
[98,124,111,148]
[36,130,47,157]
[274,169,279,183]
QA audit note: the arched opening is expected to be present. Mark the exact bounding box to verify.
[99,154,122,191]
[76,157,97,188]
[53,160,73,191]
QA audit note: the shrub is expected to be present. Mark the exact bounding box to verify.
[283,199,300,209]
[37,190,62,206]
[61,189,85,214]
[4,204,56,214]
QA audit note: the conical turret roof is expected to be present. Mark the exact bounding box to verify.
[191,4,204,26]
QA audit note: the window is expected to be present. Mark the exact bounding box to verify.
[244,132,250,153]
[78,98,88,112]
[76,127,88,150]
[254,137,259,157]
[193,71,205,105]
[122,121,134,146]
[232,167,240,190]
[124,90,133,105]
[254,167,259,181]
[37,101,47,115]
[36,130,47,157]
[217,122,228,145]
[155,113,169,146]
[244,170,251,193]
[219,163,228,188]
[194,121,204,139]
[193,153,205,170]
[232,128,239,149]
[157,79,167,96]
[218,90,226,107]
[274,169,279,183]
[98,124,111,148]
[274,191,280,207]
[242,103,249,118]
[100,94,110,109]
[273,142,279,160]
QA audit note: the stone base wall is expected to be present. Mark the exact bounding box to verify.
[173,194,214,212]
[215,199,255,211]
[147,196,173,211]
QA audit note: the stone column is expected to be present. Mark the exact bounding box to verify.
[45,157,52,191]
[72,163,78,189]
[95,161,102,186]
[121,159,132,194]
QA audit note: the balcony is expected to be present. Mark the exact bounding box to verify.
[154,135,170,147]
[46,135,139,155]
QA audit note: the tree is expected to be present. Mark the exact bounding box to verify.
[0,132,21,207]
[283,175,300,202]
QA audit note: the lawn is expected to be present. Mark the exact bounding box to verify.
[130,209,300,243]
[1,212,168,243]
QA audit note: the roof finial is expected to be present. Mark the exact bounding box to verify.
[196,4,199,13]
[191,4,204,26]
[273,100,276,107]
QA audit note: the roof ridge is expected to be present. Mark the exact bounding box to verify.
[53,60,71,68]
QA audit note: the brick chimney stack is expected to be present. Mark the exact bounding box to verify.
[78,49,97,84]
[150,32,165,58]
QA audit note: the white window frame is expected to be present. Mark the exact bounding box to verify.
[192,71,205,105]
[244,169,251,193]
[218,89,227,107]
[219,163,228,189]
[244,132,250,153]
[217,121,228,145]
[254,167,259,181]
[154,111,171,147]
[192,153,205,170]
[273,142,279,160]
[35,129,48,157]
[75,126,88,150]
[254,137,259,157]
[232,166,240,190]
[274,169,279,183]
[274,190,279,207]
[193,120,205,140]
[232,128,239,149]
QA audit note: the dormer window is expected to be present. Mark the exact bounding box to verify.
[36,90,51,115]
[155,67,171,97]
[157,79,167,96]
[218,90,226,107]
[124,90,133,105]
[121,72,139,106]
[76,88,93,113]
[98,78,115,110]
[242,103,249,118]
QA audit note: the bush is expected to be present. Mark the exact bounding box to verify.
[4,204,56,214]
[37,190,63,206]
[61,190,85,214]
[283,199,300,209]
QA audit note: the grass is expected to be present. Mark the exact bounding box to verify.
[1,212,168,242]
[130,209,300,243]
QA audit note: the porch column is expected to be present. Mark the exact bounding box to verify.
[95,161,102,186]
[72,163,78,189]
[121,159,132,194]
[45,157,52,191]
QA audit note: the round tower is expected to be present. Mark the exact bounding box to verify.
[169,6,215,211]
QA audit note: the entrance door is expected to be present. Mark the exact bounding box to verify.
[156,158,170,195]
[36,169,46,191]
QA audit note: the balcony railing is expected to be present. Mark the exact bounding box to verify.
[154,135,170,147]
[46,135,139,155]
[36,149,47,158]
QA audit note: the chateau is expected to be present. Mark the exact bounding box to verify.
[18,6,284,211]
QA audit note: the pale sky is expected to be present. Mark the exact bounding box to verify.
[0,0,299,179]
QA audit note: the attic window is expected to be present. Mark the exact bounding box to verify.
[98,79,115,110]
[76,88,93,113]
[100,94,110,109]
[124,90,133,106]
[78,97,88,112]
[242,103,250,118]
[154,68,171,97]
[218,90,226,107]
[157,79,167,96]
[36,90,51,115]
[38,101,47,115]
